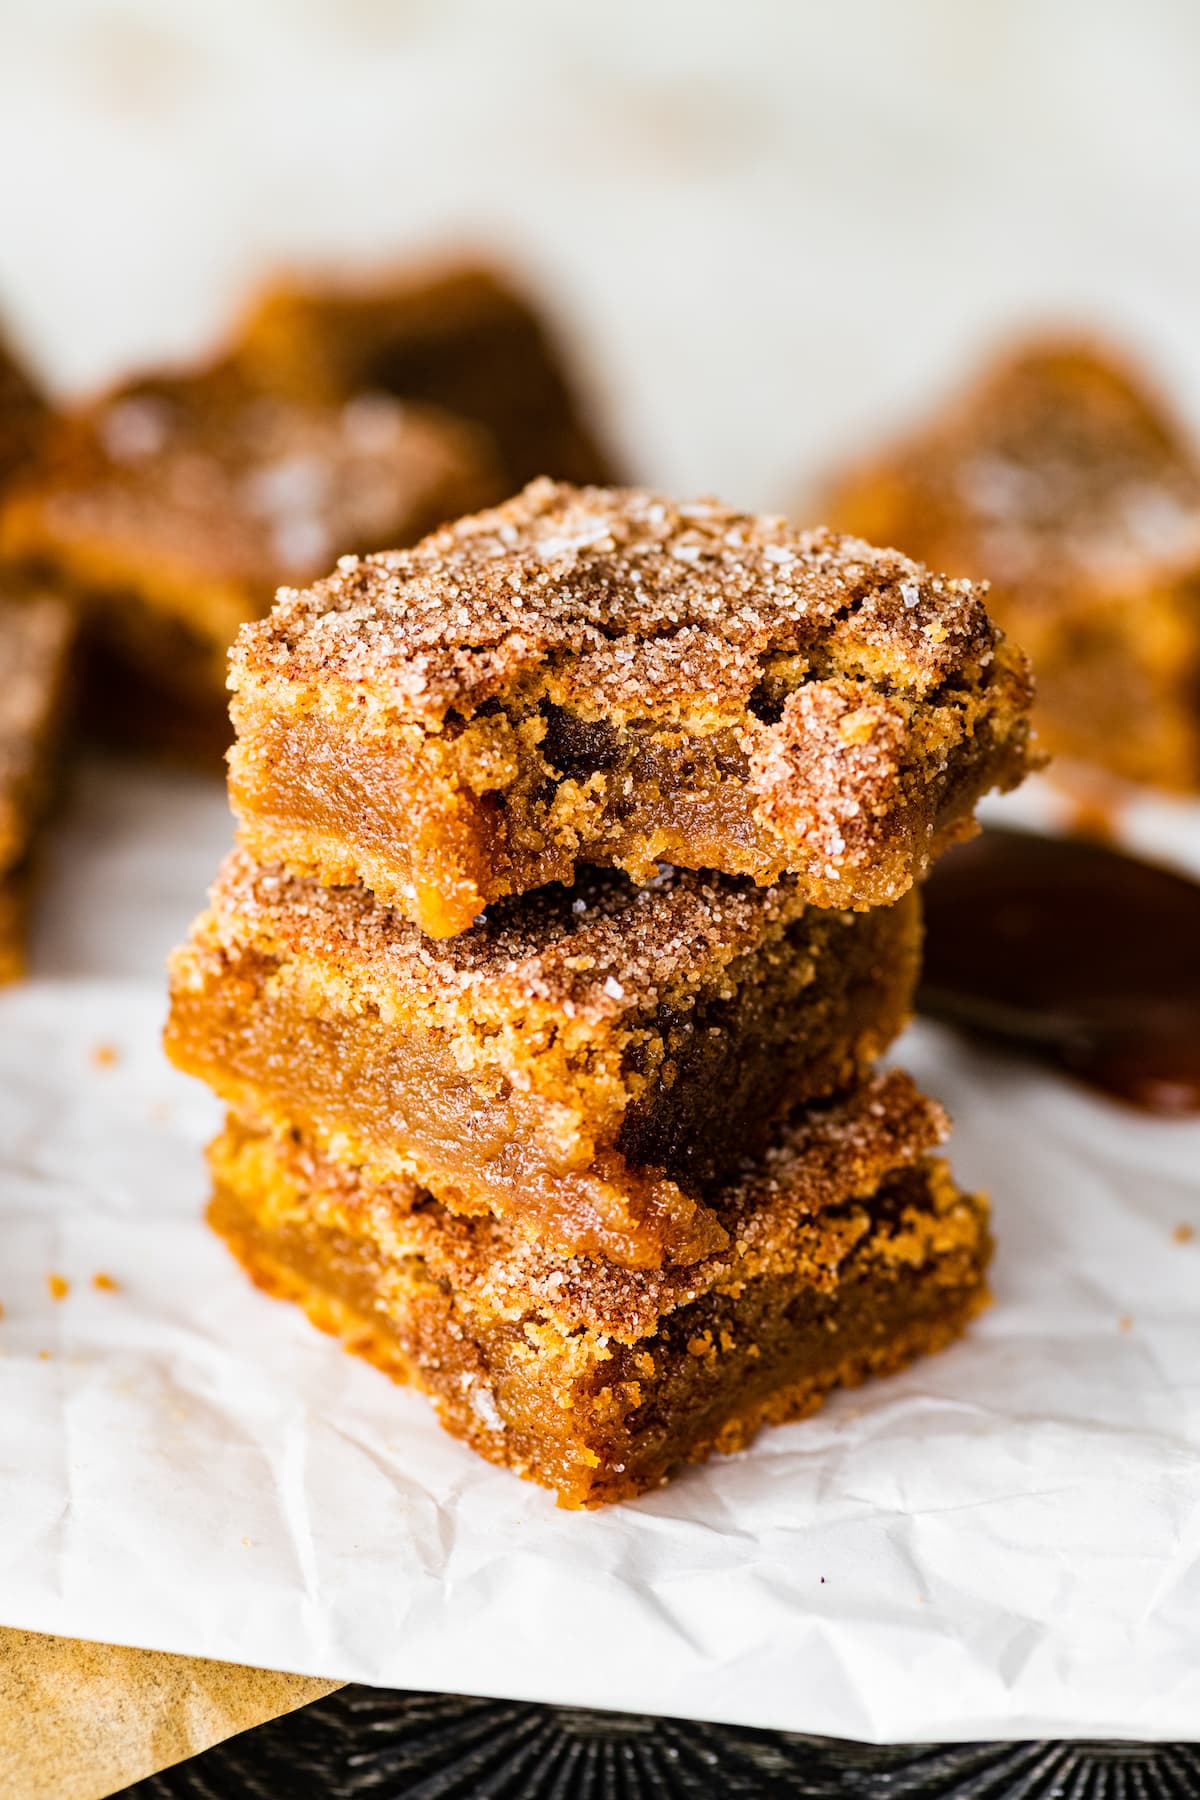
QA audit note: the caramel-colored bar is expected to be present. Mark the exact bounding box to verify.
[167,850,920,1270]
[227,481,1035,937]
[207,1072,990,1507]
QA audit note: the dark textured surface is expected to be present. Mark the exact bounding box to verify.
[118,1687,1200,1798]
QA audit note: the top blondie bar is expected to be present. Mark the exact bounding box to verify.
[229,480,1036,936]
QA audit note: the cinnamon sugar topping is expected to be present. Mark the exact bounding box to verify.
[201,846,810,1021]
[234,479,1002,723]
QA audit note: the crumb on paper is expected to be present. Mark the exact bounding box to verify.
[0,1302,5,1321]
[37,1349,51,1360]
[92,1271,119,1292]
[90,1041,120,1070]
[1173,1222,1195,1245]
[1119,1314,1133,1333]
[241,1536,253,1547]
[47,1274,70,1302]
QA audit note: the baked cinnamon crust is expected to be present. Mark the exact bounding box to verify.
[207,1072,990,1507]
[233,260,618,492]
[166,848,920,1269]
[0,374,501,745]
[227,480,1035,936]
[825,337,1200,790]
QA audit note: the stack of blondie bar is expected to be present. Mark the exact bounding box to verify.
[167,479,1035,1506]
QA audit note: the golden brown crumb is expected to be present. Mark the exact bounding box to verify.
[92,1271,119,1292]
[47,1273,69,1301]
[37,1348,51,1359]
[90,1041,120,1069]
[1173,1223,1195,1245]
[1119,1314,1134,1332]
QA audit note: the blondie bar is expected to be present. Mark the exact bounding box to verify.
[208,1072,989,1506]
[227,480,1036,937]
[234,260,617,492]
[825,338,1200,789]
[0,376,500,744]
[167,849,919,1268]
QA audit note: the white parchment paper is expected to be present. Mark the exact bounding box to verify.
[2,754,1199,1742]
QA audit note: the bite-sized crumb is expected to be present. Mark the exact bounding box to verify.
[1173,1222,1195,1245]
[90,1041,120,1070]
[47,1273,69,1301]
[92,1271,119,1292]
[1119,1314,1134,1332]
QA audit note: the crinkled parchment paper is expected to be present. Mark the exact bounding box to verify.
[2,756,1199,1747]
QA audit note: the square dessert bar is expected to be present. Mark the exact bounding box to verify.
[825,338,1200,790]
[208,1071,990,1507]
[0,587,75,982]
[0,375,501,748]
[233,260,618,492]
[166,849,920,1270]
[227,481,1036,938]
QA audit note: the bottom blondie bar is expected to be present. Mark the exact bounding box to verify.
[208,1072,989,1507]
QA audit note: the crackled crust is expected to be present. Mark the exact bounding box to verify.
[0,374,501,721]
[207,1073,990,1506]
[166,851,919,1268]
[228,481,1035,934]
[232,259,618,490]
[824,337,1200,789]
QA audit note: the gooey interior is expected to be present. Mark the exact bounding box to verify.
[229,697,794,938]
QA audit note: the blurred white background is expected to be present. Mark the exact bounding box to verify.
[2,1,1200,513]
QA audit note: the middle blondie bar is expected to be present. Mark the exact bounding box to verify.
[167,851,919,1270]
